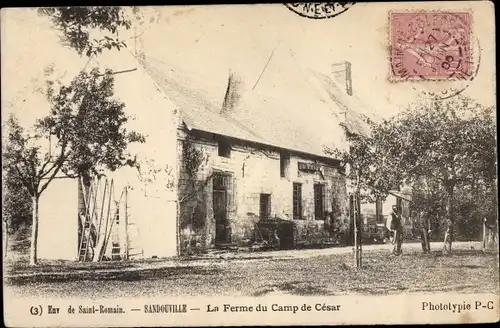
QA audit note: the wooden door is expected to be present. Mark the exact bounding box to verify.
[213,177,230,244]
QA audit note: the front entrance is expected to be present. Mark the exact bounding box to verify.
[213,174,232,245]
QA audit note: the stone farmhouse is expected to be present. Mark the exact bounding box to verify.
[37,49,411,261]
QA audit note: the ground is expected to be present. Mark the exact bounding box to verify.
[4,240,499,298]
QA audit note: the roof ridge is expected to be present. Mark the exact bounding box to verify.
[138,56,343,160]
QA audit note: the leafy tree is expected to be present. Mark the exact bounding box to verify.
[2,153,32,258]
[40,68,146,181]
[374,94,496,254]
[2,69,144,265]
[38,6,161,58]
[2,155,32,232]
[38,7,132,57]
[325,115,381,268]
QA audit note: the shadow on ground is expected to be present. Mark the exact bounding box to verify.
[252,280,332,296]
[5,265,222,285]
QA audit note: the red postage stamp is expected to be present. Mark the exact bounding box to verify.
[389,11,472,81]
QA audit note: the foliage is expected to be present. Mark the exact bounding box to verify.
[38,7,132,57]
[1,160,32,231]
[411,176,497,241]
[3,115,58,199]
[325,115,396,202]
[330,186,344,218]
[2,69,144,264]
[182,137,206,179]
[373,93,496,252]
[326,93,496,253]
[374,94,496,187]
[38,68,145,180]
[134,158,175,191]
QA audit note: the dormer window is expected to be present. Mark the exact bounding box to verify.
[218,139,231,158]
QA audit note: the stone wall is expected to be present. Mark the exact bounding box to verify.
[177,128,348,253]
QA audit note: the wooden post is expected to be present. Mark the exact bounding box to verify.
[123,186,129,260]
[176,200,181,256]
[352,191,362,268]
[353,171,362,269]
[356,191,362,268]
[96,179,109,243]
[93,179,113,263]
[482,219,487,251]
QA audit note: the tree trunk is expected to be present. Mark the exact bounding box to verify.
[490,179,498,250]
[176,200,181,256]
[422,228,430,253]
[353,201,358,267]
[442,184,454,254]
[353,175,362,268]
[356,192,362,268]
[420,214,431,253]
[30,196,39,266]
[482,219,488,251]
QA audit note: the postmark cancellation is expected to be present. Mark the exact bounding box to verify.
[389,11,473,82]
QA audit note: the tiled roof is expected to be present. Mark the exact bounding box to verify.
[140,56,372,159]
[309,70,380,138]
[141,58,269,145]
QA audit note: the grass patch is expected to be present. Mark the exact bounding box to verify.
[4,247,498,298]
[4,237,498,298]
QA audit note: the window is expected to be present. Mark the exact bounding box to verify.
[314,183,325,220]
[280,152,290,178]
[213,173,235,214]
[213,174,227,190]
[293,183,302,220]
[218,139,231,158]
[259,194,271,219]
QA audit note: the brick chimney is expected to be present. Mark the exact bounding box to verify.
[331,61,352,96]
[221,71,243,114]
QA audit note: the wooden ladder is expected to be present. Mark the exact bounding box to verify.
[78,177,108,262]
[78,178,98,262]
[97,184,127,261]
[78,178,136,262]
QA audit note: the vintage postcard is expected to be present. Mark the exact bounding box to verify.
[2,2,498,327]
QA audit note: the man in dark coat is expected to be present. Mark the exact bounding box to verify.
[390,205,403,255]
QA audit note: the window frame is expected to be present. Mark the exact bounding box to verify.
[293,182,303,220]
[259,193,271,220]
[314,183,325,220]
[217,139,231,158]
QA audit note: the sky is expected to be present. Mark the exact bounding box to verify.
[1,2,496,129]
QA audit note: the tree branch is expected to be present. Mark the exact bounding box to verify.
[179,172,221,204]
[39,142,67,180]
[12,165,35,197]
[37,162,64,197]
[37,139,69,196]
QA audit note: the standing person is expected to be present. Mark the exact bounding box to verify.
[390,205,403,255]
[419,210,431,253]
[483,216,498,251]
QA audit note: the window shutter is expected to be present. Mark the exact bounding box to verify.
[227,175,236,213]
[268,194,272,218]
[323,184,328,218]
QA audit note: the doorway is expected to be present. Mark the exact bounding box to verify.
[213,173,232,245]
